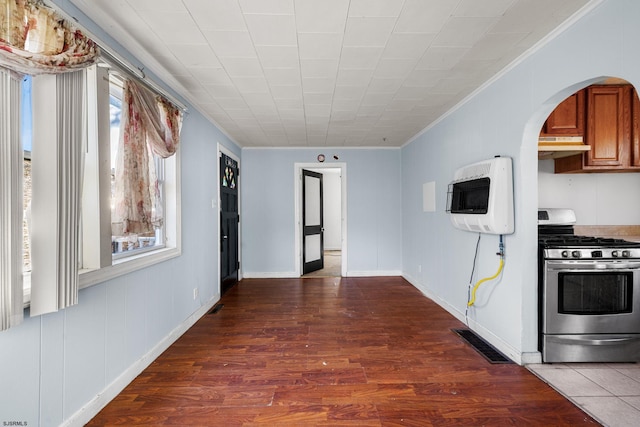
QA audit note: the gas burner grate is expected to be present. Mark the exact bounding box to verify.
[452,329,513,364]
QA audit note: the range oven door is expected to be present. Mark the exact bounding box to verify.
[543,259,640,362]
[543,260,640,335]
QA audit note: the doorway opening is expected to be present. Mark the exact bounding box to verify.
[294,163,347,278]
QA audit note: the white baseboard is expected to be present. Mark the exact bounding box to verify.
[242,271,299,278]
[402,273,527,366]
[62,297,219,427]
[346,270,402,277]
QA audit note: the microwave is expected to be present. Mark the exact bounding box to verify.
[447,157,514,235]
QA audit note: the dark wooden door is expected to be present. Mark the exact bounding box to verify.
[302,169,324,275]
[220,153,239,295]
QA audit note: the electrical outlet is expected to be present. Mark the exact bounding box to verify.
[193,288,198,300]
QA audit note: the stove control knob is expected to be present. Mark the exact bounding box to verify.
[571,251,581,258]
[623,250,631,258]
[561,250,569,258]
[612,250,619,258]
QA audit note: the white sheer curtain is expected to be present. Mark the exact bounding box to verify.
[30,70,85,316]
[0,68,24,331]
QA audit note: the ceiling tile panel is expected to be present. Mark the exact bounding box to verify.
[187,67,233,85]
[203,31,257,58]
[395,0,459,33]
[230,76,270,93]
[431,17,500,47]
[453,0,515,17]
[348,0,405,17]
[294,0,350,33]
[183,0,247,31]
[127,0,186,12]
[140,11,207,44]
[264,68,302,86]
[417,47,470,70]
[239,0,294,14]
[336,68,374,86]
[302,78,336,93]
[463,32,528,61]
[203,84,241,98]
[300,59,339,79]
[270,85,303,100]
[343,17,397,47]
[166,44,222,68]
[372,58,418,79]
[339,47,384,69]
[244,14,297,46]
[382,33,436,59]
[255,45,300,68]
[220,57,263,77]
[298,33,344,59]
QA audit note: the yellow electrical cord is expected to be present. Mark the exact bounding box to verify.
[467,258,504,307]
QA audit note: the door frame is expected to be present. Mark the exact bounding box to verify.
[294,162,347,277]
[218,143,242,294]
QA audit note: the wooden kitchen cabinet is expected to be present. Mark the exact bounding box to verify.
[554,84,640,173]
[540,90,585,136]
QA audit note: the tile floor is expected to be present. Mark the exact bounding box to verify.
[528,363,640,426]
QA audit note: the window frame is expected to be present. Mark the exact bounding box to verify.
[78,64,182,290]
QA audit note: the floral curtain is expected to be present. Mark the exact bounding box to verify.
[113,80,182,236]
[0,0,98,75]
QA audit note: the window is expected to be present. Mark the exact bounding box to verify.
[17,65,181,296]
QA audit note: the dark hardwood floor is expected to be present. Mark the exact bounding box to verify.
[88,277,599,426]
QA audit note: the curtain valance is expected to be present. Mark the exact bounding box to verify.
[0,0,98,74]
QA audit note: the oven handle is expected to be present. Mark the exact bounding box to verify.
[546,261,640,270]
[547,335,640,346]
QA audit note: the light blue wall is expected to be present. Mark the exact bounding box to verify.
[241,148,402,276]
[0,2,241,425]
[401,0,640,359]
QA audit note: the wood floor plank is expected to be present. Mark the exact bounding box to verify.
[87,277,600,426]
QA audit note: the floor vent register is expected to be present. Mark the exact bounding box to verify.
[452,329,513,364]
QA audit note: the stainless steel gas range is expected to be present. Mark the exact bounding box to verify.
[539,208,640,363]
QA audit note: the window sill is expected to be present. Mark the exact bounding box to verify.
[79,246,181,290]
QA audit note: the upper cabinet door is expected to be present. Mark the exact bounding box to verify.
[541,90,585,136]
[585,85,628,167]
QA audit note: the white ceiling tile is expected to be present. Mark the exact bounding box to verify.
[305,104,332,117]
[187,67,233,85]
[298,33,344,59]
[357,105,385,117]
[372,58,417,79]
[463,32,528,61]
[343,17,396,47]
[336,68,374,86]
[348,0,404,17]
[361,92,395,106]
[204,84,241,98]
[275,98,304,109]
[404,69,448,87]
[244,14,297,46]
[231,76,270,93]
[304,93,333,104]
[244,94,278,108]
[395,0,459,33]
[301,59,339,79]
[167,44,222,68]
[394,86,431,100]
[141,11,207,44]
[333,85,366,100]
[367,78,403,93]
[204,31,257,58]
[216,97,249,109]
[255,45,300,68]
[239,0,294,14]
[302,78,336,93]
[220,57,263,77]
[225,108,256,119]
[183,0,246,31]
[127,0,185,12]
[270,85,303,99]
[339,47,383,69]
[454,0,515,17]
[264,68,301,86]
[332,99,361,111]
[417,47,470,70]
[382,33,436,59]
[432,17,500,47]
[294,0,350,33]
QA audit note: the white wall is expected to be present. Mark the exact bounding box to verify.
[241,148,401,277]
[0,1,242,425]
[538,159,640,224]
[401,0,640,363]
